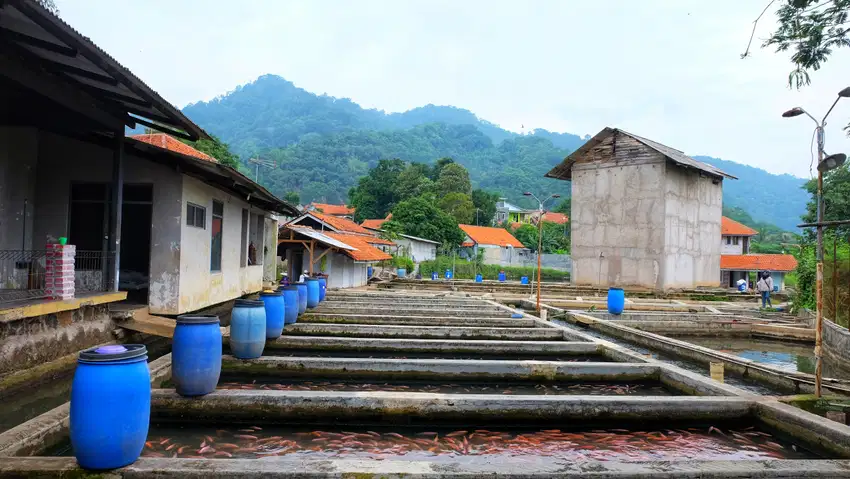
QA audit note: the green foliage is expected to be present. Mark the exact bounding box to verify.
[792,244,816,312]
[802,163,850,238]
[722,205,798,253]
[471,189,499,226]
[510,222,570,253]
[553,197,571,215]
[348,159,406,221]
[378,220,404,241]
[763,0,850,89]
[419,256,569,282]
[390,197,465,246]
[389,254,415,271]
[282,191,300,205]
[438,192,475,224]
[436,163,472,196]
[182,135,240,168]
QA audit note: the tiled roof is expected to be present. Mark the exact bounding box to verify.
[361,214,392,230]
[461,241,475,247]
[310,211,374,235]
[541,212,569,224]
[459,224,525,248]
[309,203,355,216]
[720,254,798,272]
[324,232,392,262]
[130,134,214,162]
[721,216,758,236]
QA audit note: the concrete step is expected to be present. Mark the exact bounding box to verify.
[308,307,513,318]
[282,323,564,341]
[300,313,538,328]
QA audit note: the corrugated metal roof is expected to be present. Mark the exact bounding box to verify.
[288,227,356,250]
[399,233,440,244]
[545,127,736,181]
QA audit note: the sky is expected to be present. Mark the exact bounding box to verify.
[57,0,850,179]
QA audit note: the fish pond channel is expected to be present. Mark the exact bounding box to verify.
[51,422,819,462]
[237,350,612,362]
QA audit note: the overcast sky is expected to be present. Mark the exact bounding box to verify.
[58,0,850,178]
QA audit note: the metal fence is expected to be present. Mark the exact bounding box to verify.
[0,249,113,304]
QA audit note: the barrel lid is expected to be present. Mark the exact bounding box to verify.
[305,278,319,282]
[79,344,146,362]
[234,299,264,307]
[293,282,306,286]
[260,291,283,297]
[609,287,624,291]
[176,314,220,325]
[279,285,299,291]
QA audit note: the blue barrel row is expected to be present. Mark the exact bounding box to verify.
[69,277,327,470]
[429,270,528,283]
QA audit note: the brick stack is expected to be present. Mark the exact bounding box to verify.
[46,243,76,300]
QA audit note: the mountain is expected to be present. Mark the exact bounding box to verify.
[182,74,807,229]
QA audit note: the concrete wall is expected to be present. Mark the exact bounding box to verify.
[324,251,367,289]
[177,176,269,314]
[570,140,667,288]
[662,165,722,289]
[823,319,850,375]
[395,237,436,263]
[0,128,38,251]
[721,236,745,255]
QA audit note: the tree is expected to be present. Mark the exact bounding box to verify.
[391,197,465,246]
[282,191,300,205]
[803,163,850,237]
[348,159,406,221]
[431,157,455,181]
[553,197,571,215]
[436,162,472,196]
[471,189,499,226]
[511,222,570,254]
[395,162,434,201]
[185,135,240,168]
[759,0,850,89]
[438,192,475,224]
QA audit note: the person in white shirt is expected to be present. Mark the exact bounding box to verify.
[298,270,309,282]
[757,272,774,308]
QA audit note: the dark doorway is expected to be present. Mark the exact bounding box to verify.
[120,184,153,303]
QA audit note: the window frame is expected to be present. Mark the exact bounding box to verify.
[186,202,207,229]
[210,200,224,272]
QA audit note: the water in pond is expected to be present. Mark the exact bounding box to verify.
[65,423,816,461]
[251,350,612,362]
[549,319,779,395]
[218,378,675,396]
[671,336,850,380]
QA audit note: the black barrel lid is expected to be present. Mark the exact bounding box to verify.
[259,291,283,297]
[79,344,147,362]
[176,314,220,325]
[609,287,624,291]
[279,285,299,291]
[234,299,264,307]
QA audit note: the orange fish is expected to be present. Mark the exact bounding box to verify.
[446,430,468,438]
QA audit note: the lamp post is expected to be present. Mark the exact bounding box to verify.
[782,86,850,397]
[523,192,561,312]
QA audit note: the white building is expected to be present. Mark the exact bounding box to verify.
[459,224,531,266]
[394,234,439,263]
[719,217,797,291]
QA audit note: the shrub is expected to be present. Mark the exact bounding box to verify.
[418,256,569,282]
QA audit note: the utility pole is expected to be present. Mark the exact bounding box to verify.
[523,191,561,312]
[783,86,850,397]
[248,157,275,183]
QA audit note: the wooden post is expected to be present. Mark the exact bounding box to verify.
[308,239,315,275]
[834,235,838,321]
[109,130,124,292]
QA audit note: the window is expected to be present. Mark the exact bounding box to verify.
[240,209,249,267]
[733,236,740,246]
[210,200,223,272]
[248,212,264,265]
[187,203,206,228]
[725,236,731,245]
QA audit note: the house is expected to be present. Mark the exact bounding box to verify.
[0,1,296,376]
[361,214,392,230]
[719,216,797,290]
[360,216,438,265]
[459,224,530,265]
[538,211,569,225]
[280,211,396,286]
[546,127,735,290]
[305,202,355,219]
[495,199,533,225]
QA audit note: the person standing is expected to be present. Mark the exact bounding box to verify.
[757,272,773,309]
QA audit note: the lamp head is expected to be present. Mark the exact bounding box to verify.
[818,153,847,173]
[782,107,805,118]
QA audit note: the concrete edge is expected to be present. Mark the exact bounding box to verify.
[756,400,850,458]
[262,336,602,355]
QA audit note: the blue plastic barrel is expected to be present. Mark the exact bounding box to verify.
[607,287,625,315]
[294,282,308,314]
[172,315,221,397]
[230,299,266,359]
[318,277,327,301]
[521,276,529,284]
[305,278,320,308]
[367,266,373,278]
[498,271,506,282]
[279,286,300,324]
[259,291,285,338]
[397,268,406,277]
[475,274,483,282]
[431,272,438,280]
[70,344,150,470]
[445,269,453,279]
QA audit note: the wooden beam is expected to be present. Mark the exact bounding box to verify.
[314,247,334,263]
[0,47,125,129]
[130,115,194,141]
[0,12,76,56]
[15,42,116,84]
[309,239,315,275]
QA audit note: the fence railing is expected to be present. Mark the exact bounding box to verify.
[0,249,114,304]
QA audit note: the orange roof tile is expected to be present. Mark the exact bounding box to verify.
[461,241,475,247]
[541,212,569,224]
[310,203,355,216]
[310,211,374,235]
[459,224,525,248]
[720,254,798,272]
[324,232,392,262]
[721,216,758,236]
[130,134,215,162]
[361,215,391,230]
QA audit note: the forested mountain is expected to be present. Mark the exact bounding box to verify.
[182,74,806,229]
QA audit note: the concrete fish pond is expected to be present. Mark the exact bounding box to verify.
[4,290,850,478]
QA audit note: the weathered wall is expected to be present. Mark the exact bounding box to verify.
[177,176,269,314]
[0,304,113,376]
[570,135,667,288]
[823,319,850,375]
[263,216,277,282]
[324,252,367,289]
[31,133,183,312]
[721,237,745,255]
[662,165,722,289]
[0,127,38,251]
[395,237,437,263]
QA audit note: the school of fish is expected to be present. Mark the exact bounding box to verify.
[218,381,671,396]
[141,426,810,461]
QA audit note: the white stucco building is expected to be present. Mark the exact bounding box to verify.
[459,224,530,266]
[546,127,735,290]
[719,216,797,291]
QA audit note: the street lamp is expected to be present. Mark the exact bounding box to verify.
[523,192,561,312]
[782,86,850,397]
